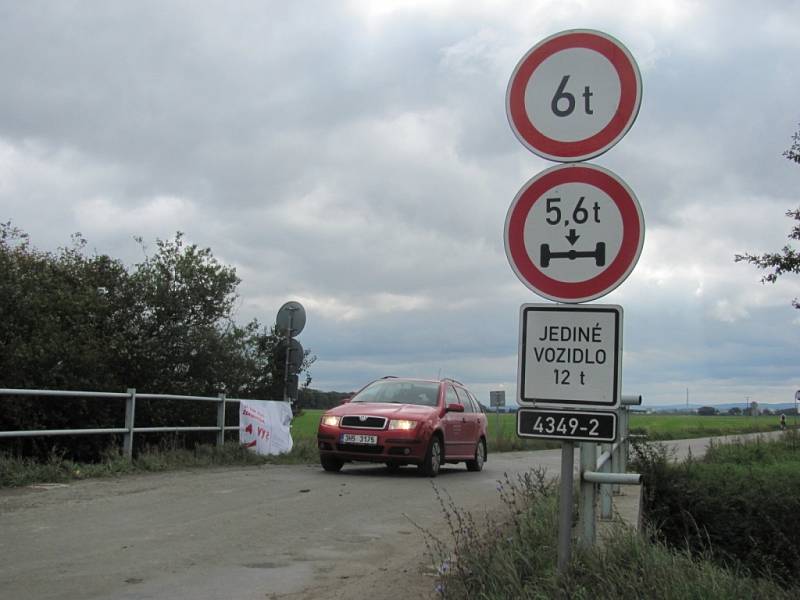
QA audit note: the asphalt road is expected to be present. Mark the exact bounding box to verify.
[0,432,781,600]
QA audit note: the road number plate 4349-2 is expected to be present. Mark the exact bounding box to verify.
[517,408,616,442]
[340,433,378,445]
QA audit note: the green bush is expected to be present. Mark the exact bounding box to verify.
[633,433,800,585]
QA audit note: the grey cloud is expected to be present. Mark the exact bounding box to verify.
[2,2,800,404]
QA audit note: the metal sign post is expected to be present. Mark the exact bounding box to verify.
[282,310,294,403]
[557,443,575,570]
[276,301,306,405]
[490,390,505,441]
[795,390,799,430]
[505,28,644,570]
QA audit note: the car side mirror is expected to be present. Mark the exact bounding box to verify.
[445,402,464,413]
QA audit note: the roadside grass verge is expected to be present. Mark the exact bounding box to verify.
[2,410,782,488]
[633,431,800,585]
[423,467,798,599]
[0,438,319,488]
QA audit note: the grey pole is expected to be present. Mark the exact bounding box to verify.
[620,407,629,475]
[123,388,136,459]
[557,442,575,572]
[495,407,500,446]
[578,442,597,547]
[611,417,622,496]
[600,442,613,519]
[283,311,294,403]
[216,393,226,447]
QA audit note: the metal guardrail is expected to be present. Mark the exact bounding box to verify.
[0,388,250,459]
[576,393,643,547]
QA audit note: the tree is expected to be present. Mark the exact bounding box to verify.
[728,406,742,416]
[735,126,800,307]
[0,225,314,459]
[697,406,717,416]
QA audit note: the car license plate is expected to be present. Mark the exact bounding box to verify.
[340,433,378,445]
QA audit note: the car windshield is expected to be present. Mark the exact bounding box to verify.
[351,380,439,407]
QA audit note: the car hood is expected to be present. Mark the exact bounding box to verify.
[328,403,438,420]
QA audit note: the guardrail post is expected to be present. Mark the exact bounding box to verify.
[620,394,642,476]
[123,388,136,460]
[620,406,629,474]
[600,442,613,519]
[612,409,623,495]
[578,442,597,547]
[217,393,226,447]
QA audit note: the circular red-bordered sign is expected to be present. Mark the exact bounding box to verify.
[506,29,642,162]
[504,163,644,303]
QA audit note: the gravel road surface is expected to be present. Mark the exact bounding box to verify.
[0,432,780,599]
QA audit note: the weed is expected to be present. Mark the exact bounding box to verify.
[0,439,317,488]
[416,457,800,599]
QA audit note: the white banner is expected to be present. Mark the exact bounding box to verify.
[239,400,293,455]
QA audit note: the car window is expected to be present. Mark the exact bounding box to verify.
[466,392,480,413]
[453,386,471,411]
[351,380,439,407]
[469,392,484,413]
[445,385,460,406]
[456,387,478,412]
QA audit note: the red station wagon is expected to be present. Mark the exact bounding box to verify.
[316,377,488,477]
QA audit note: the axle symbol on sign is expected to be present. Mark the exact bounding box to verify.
[540,242,606,268]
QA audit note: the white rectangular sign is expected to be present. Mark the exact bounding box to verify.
[489,390,506,407]
[239,400,294,455]
[518,303,622,409]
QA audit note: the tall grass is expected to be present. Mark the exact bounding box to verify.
[422,468,799,599]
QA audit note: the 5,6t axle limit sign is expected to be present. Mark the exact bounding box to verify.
[506,29,642,163]
[504,163,644,304]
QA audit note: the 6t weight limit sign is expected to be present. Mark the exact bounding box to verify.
[518,303,622,409]
[506,29,642,162]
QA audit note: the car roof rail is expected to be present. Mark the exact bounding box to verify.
[442,377,464,386]
[380,375,398,379]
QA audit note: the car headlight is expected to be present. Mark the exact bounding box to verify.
[389,419,417,431]
[321,415,340,427]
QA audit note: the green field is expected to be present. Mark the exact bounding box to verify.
[293,409,785,448]
[629,413,784,440]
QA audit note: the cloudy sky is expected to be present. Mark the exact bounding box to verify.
[2,0,799,408]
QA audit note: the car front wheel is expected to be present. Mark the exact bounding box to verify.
[419,435,442,477]
[320,454,344,472]
[466,439,486,472]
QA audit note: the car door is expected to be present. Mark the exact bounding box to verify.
[454,386,478,451]
[442,385,470,458]
[468,391,488,440]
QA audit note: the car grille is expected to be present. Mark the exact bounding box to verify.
[337,444,384,454]
[341,415,387,429]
